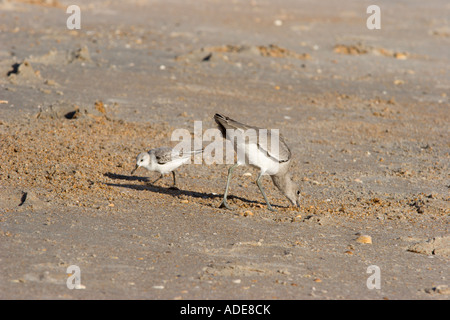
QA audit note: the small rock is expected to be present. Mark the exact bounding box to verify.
[425,285,450,295]
[68,46,91,63]
[152,285,164,289]
[274,19,283,26]
[356,235,372,244]
[94,100,106,114]
[7,60,41,84]
[408,236,450,257]
[44,79,57,86]
[277,269,291,275]
[393,52,408,60]
[17,191,47,210]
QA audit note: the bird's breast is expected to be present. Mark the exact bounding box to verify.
[236,143,280,175]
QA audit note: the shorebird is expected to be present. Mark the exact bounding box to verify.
[214,113,301,211]
[131,147,201,188]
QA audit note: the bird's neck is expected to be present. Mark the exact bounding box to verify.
[271,172,293,192]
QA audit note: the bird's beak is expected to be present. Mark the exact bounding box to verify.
[289,199,299,208]
[131,165,139,175]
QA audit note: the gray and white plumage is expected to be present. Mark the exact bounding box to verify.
[214,113,300,210]
[214,113,292,165]
[131,147,201,187]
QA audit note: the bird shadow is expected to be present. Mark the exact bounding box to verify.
[103,172,270,208]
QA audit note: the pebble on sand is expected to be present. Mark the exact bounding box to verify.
[152,285,164,289]
[356,235,372,244]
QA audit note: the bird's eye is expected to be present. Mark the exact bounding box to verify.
[140,159,143,162]
[296,190,300,195]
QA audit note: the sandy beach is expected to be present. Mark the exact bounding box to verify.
[0,0,449,299]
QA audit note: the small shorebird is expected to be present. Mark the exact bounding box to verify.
[214,113,301,211]
[131,147,201,188]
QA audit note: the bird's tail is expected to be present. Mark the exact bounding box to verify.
[214,113,250,137]
[174,148,203,158]
[190,148,203,155]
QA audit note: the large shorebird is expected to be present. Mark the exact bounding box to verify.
[214,113,300,211]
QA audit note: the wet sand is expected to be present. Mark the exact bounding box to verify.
[0,0,449,299]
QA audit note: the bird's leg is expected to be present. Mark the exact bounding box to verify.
[169,171,179,190]
[151,174,164,185]
[219,164,238,210]
[172,171,176,187]
[256,173,275,211]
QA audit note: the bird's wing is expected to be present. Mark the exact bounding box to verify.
[152,147,201,165]
[214,113,291,163]
[152,147,174,165]
[263,130,292,163]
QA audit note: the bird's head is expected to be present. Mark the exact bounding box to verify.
[286,185,301,208]
[131,152,150,174]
